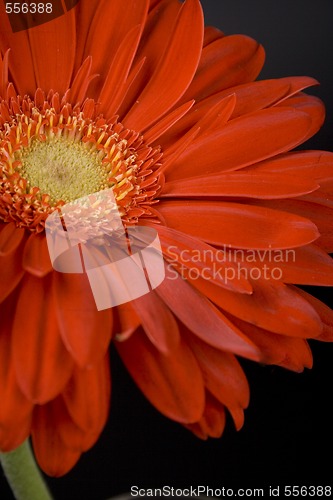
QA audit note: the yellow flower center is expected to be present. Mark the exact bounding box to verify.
[19,135,109,204]
[0,92,163,232]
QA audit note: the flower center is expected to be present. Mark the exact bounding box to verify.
[0,92,163,232]
[19,136,109,204]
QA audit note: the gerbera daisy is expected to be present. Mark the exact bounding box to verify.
[0,0,333,493]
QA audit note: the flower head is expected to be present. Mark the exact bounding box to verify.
[0,0,333,477]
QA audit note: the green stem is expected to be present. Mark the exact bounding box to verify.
[0,440,53,500]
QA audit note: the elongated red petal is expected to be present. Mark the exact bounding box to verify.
[124,0,204,131]
[275,244,333,286]
[247,198,333,252]
[157,200,319,249]
[161,172,318,199]
[194,277,322,338]
[186,332,249,429]
[22,233,53,277]
[117,0,182,116]
[63,355,110,434]
[144,100,195,144]
[295,288,333,342]
[184,394,227,439]
[12,274,74,403]
[116,330,205,424]
[0,49,9,96]
[113,303,141,342]
[83,0,149,96]
[68,56,94,105]
[31,399,81,477]
[28,10,76,94]
[276,94,325,141]
[0,297,33,451]
[229,315,313,372]
[156,266,260,360]
[156,224,252,293]
[160,79,288,148]
[193,94,236,137]
[243,150,333,180]
[53,272,112,367]
[0,222,25,256]
[203,26,226,46]
[149,0,164,10]
[98,25,143,117]
[132,292,180,353]
[0,249,25,304]
[233,76,319,118]
[166,107,312,180]
[181,34,265,103]
[0,4,36,95]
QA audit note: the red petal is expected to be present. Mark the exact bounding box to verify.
[160,79,288,149]
[295,288,333,342]
[22,233,53,277]
[160,76,319,150]
[194,277,322,338]
[139,0,182,71]
[113,303,141,341]
[203,26,226,46]
[0,226,26,303]
[0,222,25,256]
[117,0,182,116]
[0,49,9,95]
[27,10,76,94]
[31,400,81,477]
[144,100,195,144]
[149,0,164,9]
[233,76,318,118]
[12,274,74,403]
[63,356,110,435]
[156,224,252,293]
[247,198,333,252]
[116,330,205,424]
[98,25,144,117]
[0,297,33,451]
[181,34,265,103]
[53,272,112,367]
[132,292,180,353]
[243,150,333,181]
[166,107,312,180]
[69,56,94,105]
[0,4,36,95]
[275,244,333,286]
[161,172,318,199]
[0,253,24,303]
[193,94,236,136]
[276,94,325,142]
[157,200,320,249]
[184,394,226,439]
[123,0,204,131]
[83,0,149,96]
[186,332,249,429]
[229,315,313,372]
[160,125,201,175]
[156,266,260,360]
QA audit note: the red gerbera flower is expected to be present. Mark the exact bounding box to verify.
[0,0,333,480]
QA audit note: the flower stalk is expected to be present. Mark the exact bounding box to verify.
[0,440,53,500]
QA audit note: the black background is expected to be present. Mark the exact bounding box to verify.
[1,1,333,499]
